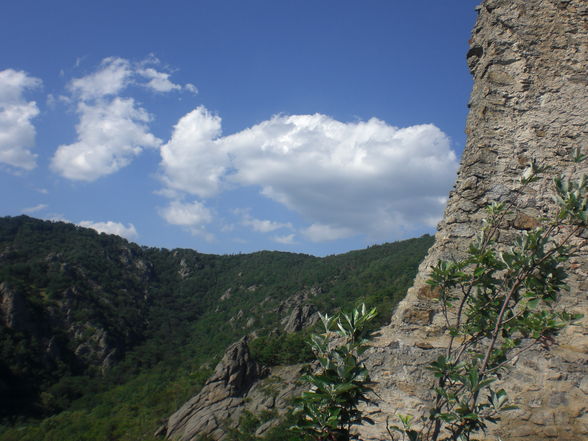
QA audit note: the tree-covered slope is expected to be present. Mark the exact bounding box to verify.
[0,215,433,440]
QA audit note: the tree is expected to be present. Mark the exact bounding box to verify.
[388,152,586,441]
[293,305,377,441]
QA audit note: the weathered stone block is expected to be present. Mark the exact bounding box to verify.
[402,308,433,325]
[416,285,440,300]
[513,212,540,230]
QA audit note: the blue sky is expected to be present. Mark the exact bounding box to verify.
[0,0,479,256]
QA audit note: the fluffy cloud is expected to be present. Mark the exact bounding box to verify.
[159,200,213,239]
[51,97,161,180]
[69,57,132,100]
[273,233,296,245]
[160,107,225,198]
[184,83,198,94]
[78,220,138,240]
[138,67,197,94]
[69,56,194,99]
[159,109,458,241]
[21,203,48,214]
[235,208,293,233]
[53,57,195,181]
[302,224,355,242]
[138,67,180,93]
[0,69,41,170]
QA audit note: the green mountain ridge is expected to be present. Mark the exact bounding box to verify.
[0,215,433,440]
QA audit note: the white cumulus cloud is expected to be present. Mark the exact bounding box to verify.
[273,233,296,245]
[160,106,225,198]
[78,220,138,240]
[159,199,214,239]
[302,223,356,242]
[138,67,181,93]
[70,57,132,100]
[159,108,458,242]
[53,56,196,181]
[184,83,198,94]
[235,208,293,233]
[137,67,196,94]
[51,97,161,181]
[0,69,42,170]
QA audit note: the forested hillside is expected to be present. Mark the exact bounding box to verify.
[0,215,433,440]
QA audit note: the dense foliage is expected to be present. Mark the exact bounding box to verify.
[0,215,432,440]
[293,305,377,441]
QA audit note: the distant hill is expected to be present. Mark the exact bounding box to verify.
[0,215,433,440]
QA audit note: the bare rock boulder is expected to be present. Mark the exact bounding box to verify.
[161,337,267,441]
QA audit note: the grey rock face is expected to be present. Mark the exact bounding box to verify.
[162,337,267,441]
[0,282,33,332]
[358,1,588,440]
[281,303,318,333]
[278,286,321,333]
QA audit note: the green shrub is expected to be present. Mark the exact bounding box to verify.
[292,305,377,441]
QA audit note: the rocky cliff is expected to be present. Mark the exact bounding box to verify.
[159,337,267,441]
[160,294,318,441]
[359,0,588,440]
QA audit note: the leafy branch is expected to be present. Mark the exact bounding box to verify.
[389,151,586,441]
[292,305,377,441]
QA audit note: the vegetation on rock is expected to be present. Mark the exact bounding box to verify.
[388,155,586,440]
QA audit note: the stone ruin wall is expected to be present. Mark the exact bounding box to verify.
[359,1,588,440]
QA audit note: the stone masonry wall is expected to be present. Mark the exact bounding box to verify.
[359,1,588,440]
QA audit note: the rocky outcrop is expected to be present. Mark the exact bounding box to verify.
[161,287,322,440]
[278,286,321,333]
[162,337,267,441]
[0,283,34,332]
[240,363,307,437]
[281,303,318,333]
[358,1,588,440]
[0,281,129,375]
